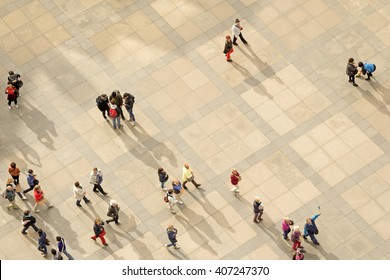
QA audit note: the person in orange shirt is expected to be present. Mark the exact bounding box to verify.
[8,162,26,200]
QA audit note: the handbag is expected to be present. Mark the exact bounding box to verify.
[45,239,50,246]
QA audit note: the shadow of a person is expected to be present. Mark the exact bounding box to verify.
[357,86,390,116]
[369,81,390,106]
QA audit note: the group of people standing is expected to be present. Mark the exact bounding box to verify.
[96,90,136,129]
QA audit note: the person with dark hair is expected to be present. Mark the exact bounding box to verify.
[8,70,23,90]
[24,169,39,194]
[106,200,120,224]
[51,248,63,260]
[223,35,234,62]
[56,236,74,260]
[5,83,19,109]
[21,210,39,234]
[8,162,21,187]
[110,90,125,120]
[37,229,48,255]
[91,218,108,246]
[157,168,169,191]
[96,94,110,120]
[253,196,264,223]
[346,58,358,87]
[357,61,376,81]
[232,18,247,45]
[73,181,90,207]
[123,92,136,125]
[164,225,180,249]
[108,99,122,129]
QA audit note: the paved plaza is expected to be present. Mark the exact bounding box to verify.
[1,0,390,260]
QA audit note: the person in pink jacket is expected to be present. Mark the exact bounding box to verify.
[282,217,293,240]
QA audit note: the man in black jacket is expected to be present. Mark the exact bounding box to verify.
[96,94,110,120]
[123,92,136,125]
[106,200,120,224]
[346,58,358,87]
[21,210,39,234]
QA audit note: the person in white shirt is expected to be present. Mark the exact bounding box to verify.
[232,18,248,45]
[89,168,108,195]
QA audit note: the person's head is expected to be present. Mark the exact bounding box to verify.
[348,57,354,63]
[10,162,16,168]
[167,225,174,231]
[254,196,260,203]
[293,226,299,232]
[92,167,98,174]
[284,217,290,222]
[123,93,129,98]
[226,35,231,41]
[235,19,240,25]
[24,210,31,216]
[172,179,179,185]
[94,218,102,225]
[183,163,189,169]
[101,94,107,100]
[6,178,13,185]
[38,229,43,235]
[56,236,62,242]
[28,169,34,175]
[9,71,14,75]
[110,200,118,207]
[34,185,41,191]
[111,99,116,105]
[358,62,363,67]
[231,168,238,175]
[306,218,312,224]
[168,189,173,194]
[51,249,57,255]
[111,91,117,98]
[74,181,80,188]
[158,167,164,173]
[6,184,13,191]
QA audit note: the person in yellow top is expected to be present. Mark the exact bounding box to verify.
[181,163,201,190]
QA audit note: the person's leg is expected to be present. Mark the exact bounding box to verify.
[32,224,39,232]
[182,180,188,190]
[63,249,74,260]
[309,233,319,244]
[233,36,238,45]
[114,215,119,224]
[106,217,114,224]
[8,100,12,107]
[129,109,135,122]
[119,107,125,120]
[283,230,288,239]
[44,198,53,208]
[113,117,117,129]
[239,32,247,44]
[13,175,20,186]
[258,210,263,221]
[98,233,107,245]
[351,75,357,86]
[93,184,99,192]
[117,116,122,128]
[253,212,259,222]
[96,184,107,195]
[14,99,18,108]
[226,49,234,61]
[33,203,40,213]
[82,196,90,203]
[190,179,200,187]
[76,199,81,207]
[102,110,107,119]
[366,72,372,80]
[23,186,34,194]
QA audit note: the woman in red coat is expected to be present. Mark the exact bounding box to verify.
[230,168,241,193]
[33,185,53,213]
[5,82,19,109]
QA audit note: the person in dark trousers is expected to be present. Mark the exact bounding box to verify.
[346,57,358,87]
[91,218,108,246]
[303,213,321,245]
[89,167,107,195]
[357,62,376,80]
[282,217,293,240]
[5,82,19,109]
[96,94,110,120]
[24,169,39,194]
[3,184,18,210]
[123,92,136,125]
[37,229,48,255]
[110,90,125,120]
[253,196,264,223]
[164,225,180,249]
[157,168,169,191]
[181,163,201,190]
[73,181,90,207]
[8,71,23,90]
[6,178,26,201]
[56,236,74,260]
[232,19,248,45]
[223,35,234,62]
[21,210,39,234]
[106,200,120,224]
[109,99,122,129]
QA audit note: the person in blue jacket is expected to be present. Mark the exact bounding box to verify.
[303,213,321,245]
[358,62,376,80]
[164,225,180,249]
[37,229,48,255]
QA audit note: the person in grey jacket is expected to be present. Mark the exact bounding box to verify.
[346,57,358,87]
[123,93,136,125]
[106,200,120,224]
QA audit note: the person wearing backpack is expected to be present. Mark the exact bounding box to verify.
[109,99,122,129]
[96,94,110,120]
[21,210,39,234]
[5,82,19,109]
[3,184,18,210]
[172,179,184,204]
[110,90,125,120]
[123,92,136,126]
[24,169,39,194]
[157,168,169,191]
[89,168,107,195]
[106,200,120,224]
[165,189,177,214]
[56,236,74,260]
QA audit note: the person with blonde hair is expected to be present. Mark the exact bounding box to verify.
[253,196,264,223]
[91,218,107,246]
[2,184,18,210]
[172,179,184,204]
[164,225,180,249]
[291,226,304,251]
[33,185,52,213]
[282,217,293,240]
[230,168,241,193]
[182,163,201,190]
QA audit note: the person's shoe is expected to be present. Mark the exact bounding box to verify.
[102,192,108,196]
[233,43,238,46]
[231,188,236,192]
[299,246,304,249]
[303,236,307,240]
[196,184,201,188]
[13,207,19,209]
[162,187,167,191]
[115,221,120,224]
[106,220,110,224]
[131,121,136,127]
[314,242,320,245]
[21,196,27,200]
[15,105,19,108]
[174,245,180,249]
[91,237,96,241]
[6,205,11,210]
[365,77,370,81]
[353,83,358,87]
[183,186,188,190]
[8,106,11,110]
[171,210,176,214]
[93,189,99,192]
[234,190,240,193]
[164,244,169,247]
[48,205,53,208]
[348,80,352,83]
[85,199,90,203]
[34,209,41,213]
[227,59,233,62]
[253,220,259,223]
[178,200,184,204]
[76,203,82,207]
[243,41,248,44]
[21,231,27,235]
[103,243,108,246]
[113,126,117,129]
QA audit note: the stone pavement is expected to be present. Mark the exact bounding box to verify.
[0,0,390,260]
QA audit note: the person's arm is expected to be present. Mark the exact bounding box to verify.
[311,213,321,221]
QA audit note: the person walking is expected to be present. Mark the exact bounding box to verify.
[106,200,120,224]
[24,169,39,194]
[182,163,201,190]
[110,90,125,120]
[346,58,358,87]
[56,236,74,260]
[8,163,26,200]
[292,248,305,260]
[303,212,321,245]
[109,99,122,129]
[5,82,19,109]
[21,210,39,234]
[73,181,90,207]
[91,218,108,246]
[157,168,169,191]
[230,168,241,193]
[8,71,23,90]
[172,179,184,204]
[37,229,48,256]
[96,94,110,120]
[223,35,234,62]
[6,178,26,201]
[357,61,376,81]
[89,167,108,195]
[123,92,136,125]
[253,196,264,223]
[165,189,177,214]
[291,226,304,251]
[2,184,18,210]
[232,19,248,45]
[33,185,53,213]
[282,217,293,240]
[164,225,180,249]
[51,248,63,260]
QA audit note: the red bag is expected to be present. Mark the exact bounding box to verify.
[109,107,117,118]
